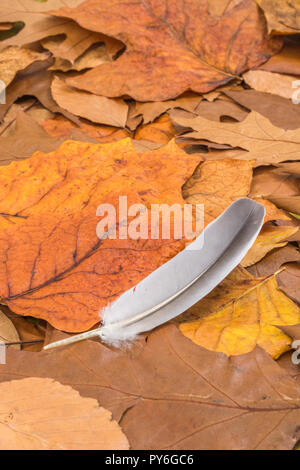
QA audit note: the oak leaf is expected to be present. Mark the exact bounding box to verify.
[0,139,200,331]
[0,377,129,450]
[170,110,300,166]
[2,325,300,449]
[51,0,282,101]
[179,273,300,359]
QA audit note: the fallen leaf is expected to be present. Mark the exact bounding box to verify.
[135,114,176,145]
[277,263,300,304]
[49,43,111,72]
[255,0,300,34]
[51,0,282,101]
[0,1,84,49]
[51,76,128,127]
[0,60,79,124]
[224,89,300,130]
[258,38,300,76]
[0,308,19,349]
[2,325,300,449]
[129,93,203,126]
[243,70,299,101]
[42,115,130,143]
[241,225,299,267]
[0,377,129,450]
[170,110,300,166]
[41,22,122,64]
[192,98,248,122]
[182,158,254,224]
[0,139,200,331]
[0,110,64,165]
[248,245,300,277]
[274,162,300,177]
[0,46,49,86]
[180,272,300,358]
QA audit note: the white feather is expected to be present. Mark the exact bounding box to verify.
[44,198,265,350]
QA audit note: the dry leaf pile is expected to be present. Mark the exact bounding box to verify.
[0,0,299,450]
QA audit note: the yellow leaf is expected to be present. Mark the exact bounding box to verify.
[179,272,300,358]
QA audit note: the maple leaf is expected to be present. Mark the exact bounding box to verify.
[2,325,300,450]
[179,272,300,359]
[50,0,282,101]
[0,139,200,331]
[0,377,129,450]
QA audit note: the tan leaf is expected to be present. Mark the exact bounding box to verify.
[170,110,300,165]
[51,76,128,127]
[0,47,49,86]
[0,378,129,450]
[248,245,300,277]
[50,43,111,72]
[258,38,300,76]
[0,309,19,349]
[243,70,299,101]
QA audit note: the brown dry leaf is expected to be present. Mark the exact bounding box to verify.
[250,166,300,215]
[2,325,300,449]
[255,0,300,34]
[0,61,79,124]
[275,162,300,177]
[180,272,300,359]
[0,111,65,166]
[277,263,300,304]
[0,1,84,49]
[170,110,300,166]
[40,23,122,64]
[182,158,253,224]
[193,98,248,122]
[0,377,129,450]
[181,158,285,224]
[243,70,300,101]
[0,308,19,349]
[248,245,300,277]
[0,139,200,331]
[51,77,128,127]
[129,93,203,126]
[258,38,300,76]
[224,89,300,130]
[51,0,282,101]
[135,114,176,145]
[267,196,300,215]
[0,47,49,86]
[41,115,130,143]
[50,43,111,72]
[241,225,299,267]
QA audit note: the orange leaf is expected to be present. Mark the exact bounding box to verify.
[50,0,282,100]
[0,139,200,332]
